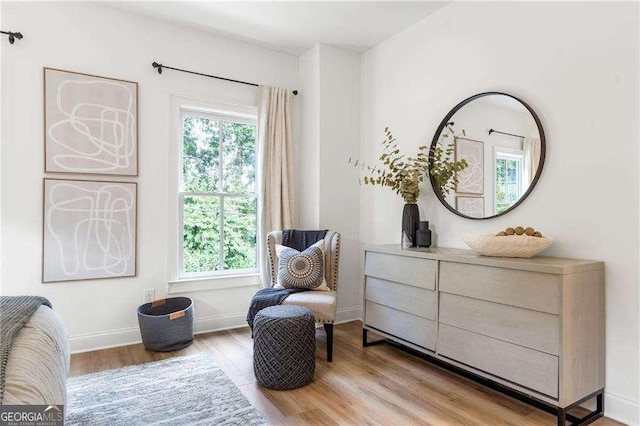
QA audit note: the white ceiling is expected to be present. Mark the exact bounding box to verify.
[108,1,449,55]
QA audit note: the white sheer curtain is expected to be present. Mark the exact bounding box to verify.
[523,136,541,188]
[257,85,296,286]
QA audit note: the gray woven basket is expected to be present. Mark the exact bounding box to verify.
[137,297,194,352]
[253,305,315,390]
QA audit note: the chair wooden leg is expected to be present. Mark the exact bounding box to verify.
[323,323,334,362]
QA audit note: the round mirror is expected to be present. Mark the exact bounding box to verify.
[429,92,545,219]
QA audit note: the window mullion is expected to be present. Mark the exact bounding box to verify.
[178,113,186,276]
[218,120,224,194]
[178,193,185,276]
[181,191,256,198]
[179,112,185,192]
[218,120,225,271]
[219,195,225,271]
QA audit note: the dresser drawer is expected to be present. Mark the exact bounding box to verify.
[440,293,559,355]
[438,324,559,398]
[365,301,436,350]
[365,251,436,290]
[365,276,437,320]
[439,262,561,314]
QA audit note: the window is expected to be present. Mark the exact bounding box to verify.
[178,105,258,279]
[495,150,524,214]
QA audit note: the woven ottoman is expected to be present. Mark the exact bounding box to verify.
[253,305,315,390]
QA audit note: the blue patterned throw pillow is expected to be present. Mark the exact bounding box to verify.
[276,240,326,290]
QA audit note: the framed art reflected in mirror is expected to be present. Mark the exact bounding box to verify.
[454,137,484,196]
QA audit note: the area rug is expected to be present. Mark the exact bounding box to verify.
[66,354,265,425]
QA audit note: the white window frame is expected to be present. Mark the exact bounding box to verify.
[168,95,260,293]
[494,147,524,214]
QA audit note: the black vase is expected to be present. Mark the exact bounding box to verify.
[416,221,432,248]
[401,203,420,248]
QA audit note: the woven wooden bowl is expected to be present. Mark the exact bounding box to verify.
[463,234,554,258]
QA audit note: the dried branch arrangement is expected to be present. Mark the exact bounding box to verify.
[349,125,468,203]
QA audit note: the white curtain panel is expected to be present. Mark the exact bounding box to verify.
[257,85,296,286]
[523,137,541,186]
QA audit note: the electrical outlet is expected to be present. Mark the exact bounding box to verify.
[143,289,156,304]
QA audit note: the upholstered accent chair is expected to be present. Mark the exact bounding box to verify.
[266,230,340,362]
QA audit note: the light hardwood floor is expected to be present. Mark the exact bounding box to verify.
[69,321,621,426]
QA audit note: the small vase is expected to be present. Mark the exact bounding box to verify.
[416,221,432,248]
[401,203,420,248]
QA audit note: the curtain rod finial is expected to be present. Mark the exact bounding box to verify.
[152,62,163,74]
[293,90,298,96]
[2,30,23,44]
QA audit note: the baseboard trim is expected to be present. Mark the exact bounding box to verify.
[335,306,363,324]
[70,312,249,354]
[70,307,365,354]
[605,392,640,425]
[193,312,248,335]
[69,327,142,354]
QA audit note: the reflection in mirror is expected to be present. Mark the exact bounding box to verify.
[430,93,545,220]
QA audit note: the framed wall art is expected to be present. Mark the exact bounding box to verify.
[44,68,138,176]
[42,178,137,283]
[455,137,484,195]
[456,196,485,219]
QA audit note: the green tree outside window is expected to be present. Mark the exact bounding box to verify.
[181,115,257,274]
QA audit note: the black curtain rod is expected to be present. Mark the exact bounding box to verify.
[489,128,525,139]
[1,30,23,44]
[152,62,298,95]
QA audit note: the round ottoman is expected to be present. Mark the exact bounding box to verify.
[253,305,315,390]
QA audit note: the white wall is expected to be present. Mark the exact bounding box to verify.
[1,2,299,352]
[297,45,320,229]
[318,45,362,320]
[297,43,362,320]
[361,2,639,423]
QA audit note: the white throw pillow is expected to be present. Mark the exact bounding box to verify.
[274,240,330,291]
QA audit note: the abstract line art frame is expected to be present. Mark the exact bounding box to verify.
[456,196,485,219]
[42,178,137,283]
[44,68,138,176]
[455,137,484,195]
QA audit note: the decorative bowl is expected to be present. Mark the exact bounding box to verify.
[463,234,554,258]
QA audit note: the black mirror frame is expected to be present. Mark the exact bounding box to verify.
[429,92,546,220]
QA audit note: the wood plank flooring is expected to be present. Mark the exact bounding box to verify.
[69,321,621,426]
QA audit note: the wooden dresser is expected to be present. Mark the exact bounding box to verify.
[363,245,605,425]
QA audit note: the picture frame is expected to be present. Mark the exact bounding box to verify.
[42,178,137,283]
[44,68,138,176]
[455,137,484,195]
[456,196,485,218]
